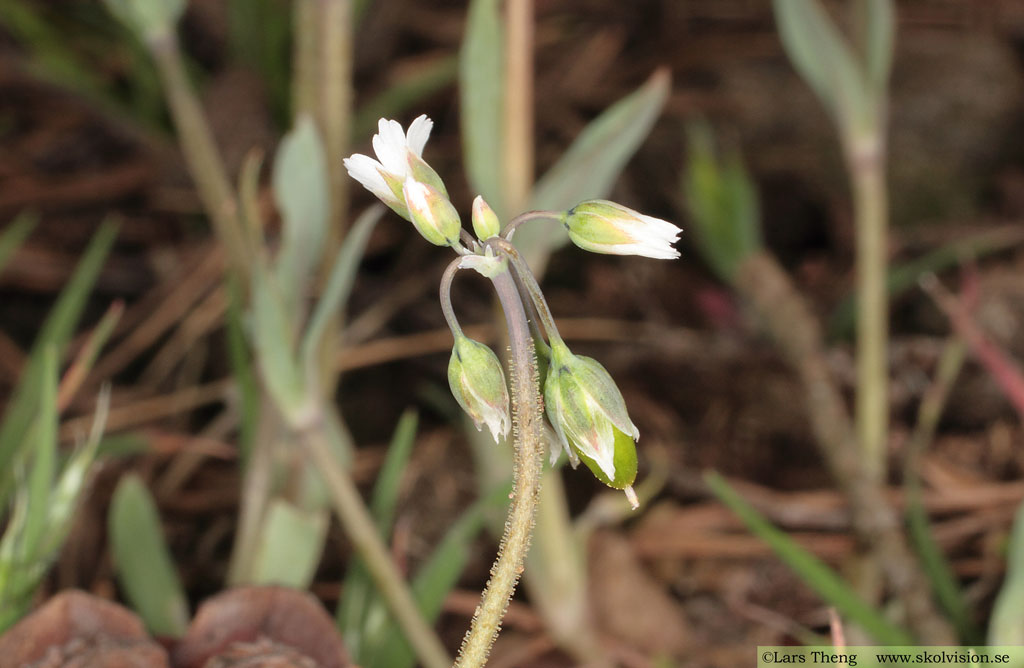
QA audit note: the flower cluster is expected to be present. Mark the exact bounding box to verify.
[345,116,682,507]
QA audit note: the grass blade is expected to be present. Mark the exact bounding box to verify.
[337,410,419,656]
[0,211,37,276]
[108,474,189,638]
[459,0,505,217]
[704,470,913,645]
[0,218,118,494]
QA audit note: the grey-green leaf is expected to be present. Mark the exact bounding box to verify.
[521,68,670,270]
[101,0,186,42]
[250,500,328,589]
[772,0,873,135]
[273,115,329,310]
[857,0,895,95]
[459,0,505,218]
[109,474,189,638]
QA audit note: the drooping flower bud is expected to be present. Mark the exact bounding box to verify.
[563,200,682,259]
[543,343,639,496]
[448,334,511,443]
[403,177,462,247]
[471,196,501,240]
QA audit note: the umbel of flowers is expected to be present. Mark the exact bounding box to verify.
[344,115,680,507]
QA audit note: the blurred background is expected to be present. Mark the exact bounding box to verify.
[4,1,1024,666]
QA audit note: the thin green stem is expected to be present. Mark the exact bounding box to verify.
[500,210,564,240]
[849,137,888,483]
[487,238,563,347]
[300,414,452,668]
[148,33,249,278]
[440,258,465,337]
[456,266,544,668]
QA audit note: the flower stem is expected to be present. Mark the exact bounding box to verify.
[500,210,564,240]
[456,266,544,668]
[488,238,563,347]
[440,258,465,337]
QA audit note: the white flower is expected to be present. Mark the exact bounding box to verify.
[343,115,435,218]
[564,200,682,259]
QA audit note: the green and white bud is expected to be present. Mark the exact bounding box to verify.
[403,177,462,247]
[471,196,501,240]
[544,343,639,501]
[564,200,682,260]
[448,335,511,443]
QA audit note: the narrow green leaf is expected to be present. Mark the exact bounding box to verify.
[370,410,419,533]
[772,0,873,135]
[857,0,895,95]
[459,0,505,218]
[704,471,913,645]
[108,474,189,638]
[337,410,419,655]
[0,219,118,493]
[521,69,670,269]
[0,211,37,276]
[273,115,329,308]
[300,205,384,378]
[21,347,58,561]
[250,499,328,589]
[684,122,762,283]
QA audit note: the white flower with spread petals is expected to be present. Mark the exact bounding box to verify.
[563,200,682,259]
[343,115,440,219]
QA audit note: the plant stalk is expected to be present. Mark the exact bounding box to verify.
[148,33,249,278]
[849,137,888,483]
[456,265,544,668]
[300,415,452,668]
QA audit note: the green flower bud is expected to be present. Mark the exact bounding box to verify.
[564,200,682,259]
[543,343,639,495]
[403,177,462,247]
[449,335,511,443]
[471,196,501,240]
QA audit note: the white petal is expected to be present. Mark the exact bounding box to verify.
[405,115,433,157]
[373,119,409,175]
[343,154,394,202]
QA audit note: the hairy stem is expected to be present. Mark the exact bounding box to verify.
[300,415,452,668]
[456,266,544,668]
